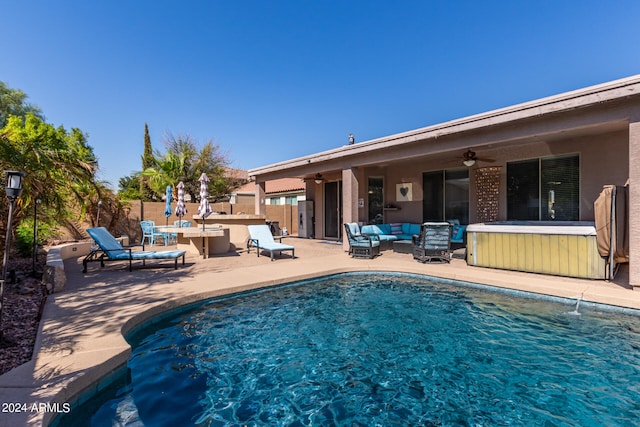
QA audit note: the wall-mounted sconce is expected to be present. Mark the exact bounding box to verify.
[314,173,323,184]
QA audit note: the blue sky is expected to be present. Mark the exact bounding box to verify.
[2,1,639,188]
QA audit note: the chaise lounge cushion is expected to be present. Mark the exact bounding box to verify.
[84,227,186,272]
[247,224,295,261]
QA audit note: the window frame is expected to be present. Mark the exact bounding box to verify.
[506,153,580,221]
[422,168,469,224]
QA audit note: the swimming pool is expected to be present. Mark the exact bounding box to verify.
[63,273,640,425]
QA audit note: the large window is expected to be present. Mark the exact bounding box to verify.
[422,169,469,224]
[507,154,579,221]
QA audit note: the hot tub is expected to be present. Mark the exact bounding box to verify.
[466,221,606,279]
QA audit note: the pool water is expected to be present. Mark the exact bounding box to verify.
[72,273,640,426]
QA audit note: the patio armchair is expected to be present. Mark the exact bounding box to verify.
[412,222,452,263]
[140,220,166,246]
[83,227,186,272]
[247,224,295,261]
[344,223,380,259]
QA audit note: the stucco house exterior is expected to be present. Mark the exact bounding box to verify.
[231,177,305,206]
[248,75,639,289]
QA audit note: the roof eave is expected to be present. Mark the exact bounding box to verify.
[249,74,640,177]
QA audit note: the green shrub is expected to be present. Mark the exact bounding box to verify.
[15,219,58,257]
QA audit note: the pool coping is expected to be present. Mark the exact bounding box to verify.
[1,239,639,426]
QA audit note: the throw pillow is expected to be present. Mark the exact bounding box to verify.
[390,223,403,235]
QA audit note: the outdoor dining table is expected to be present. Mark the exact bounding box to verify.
[154,226,230,258]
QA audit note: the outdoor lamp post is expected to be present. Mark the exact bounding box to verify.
[96,200,102,227]
[32,198,42,276]
[1,170,25,344]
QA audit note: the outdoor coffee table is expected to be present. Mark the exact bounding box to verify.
[392,240,413,254]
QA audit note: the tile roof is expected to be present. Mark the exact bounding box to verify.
[224,167,249,181]
[235,177,305,194]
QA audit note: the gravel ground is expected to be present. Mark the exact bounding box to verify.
[0,257,47,376]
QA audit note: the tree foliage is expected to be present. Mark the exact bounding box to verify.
[0,81,44,128]
[142,133,233,202]
[0,114,98,222]
[139,123,156,201]
[118,175,142,201]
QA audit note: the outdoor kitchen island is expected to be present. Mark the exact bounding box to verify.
[193,214,267,251]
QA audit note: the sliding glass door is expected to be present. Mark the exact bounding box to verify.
[422,169,469,224]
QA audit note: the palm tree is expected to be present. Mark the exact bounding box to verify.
[0,114,98,247]
[141,151,189,196]
[141,133,233,202]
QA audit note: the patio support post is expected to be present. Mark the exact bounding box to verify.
[254,181,266,217]
[629,120,640,290]
[342,167,359,251]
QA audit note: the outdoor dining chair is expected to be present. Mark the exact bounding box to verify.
[170,220,193,244]
[140,220,165,246]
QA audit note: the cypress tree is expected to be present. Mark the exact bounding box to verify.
[140,123,156,201]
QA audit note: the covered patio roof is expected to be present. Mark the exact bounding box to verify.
[249,75,640,181]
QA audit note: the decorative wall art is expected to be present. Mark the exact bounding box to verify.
[475,166,502,222]
[396,183,413,202]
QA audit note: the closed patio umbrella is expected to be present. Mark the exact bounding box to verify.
[197,173,212,229]
[197,173,212,258]
[164,185,173,226]
[175,181,187,224]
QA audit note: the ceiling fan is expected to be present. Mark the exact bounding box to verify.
[303,173,324,184]
[462,149,495,167]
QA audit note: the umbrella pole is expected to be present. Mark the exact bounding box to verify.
[201,215,207,258]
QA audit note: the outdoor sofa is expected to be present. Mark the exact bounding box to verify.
[359,221,467,250]
[448,220,467,248]
[359,223,421,250]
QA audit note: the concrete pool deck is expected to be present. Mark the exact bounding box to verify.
[1,237,639,426]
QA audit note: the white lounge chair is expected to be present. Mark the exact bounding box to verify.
[246,224,295,261]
